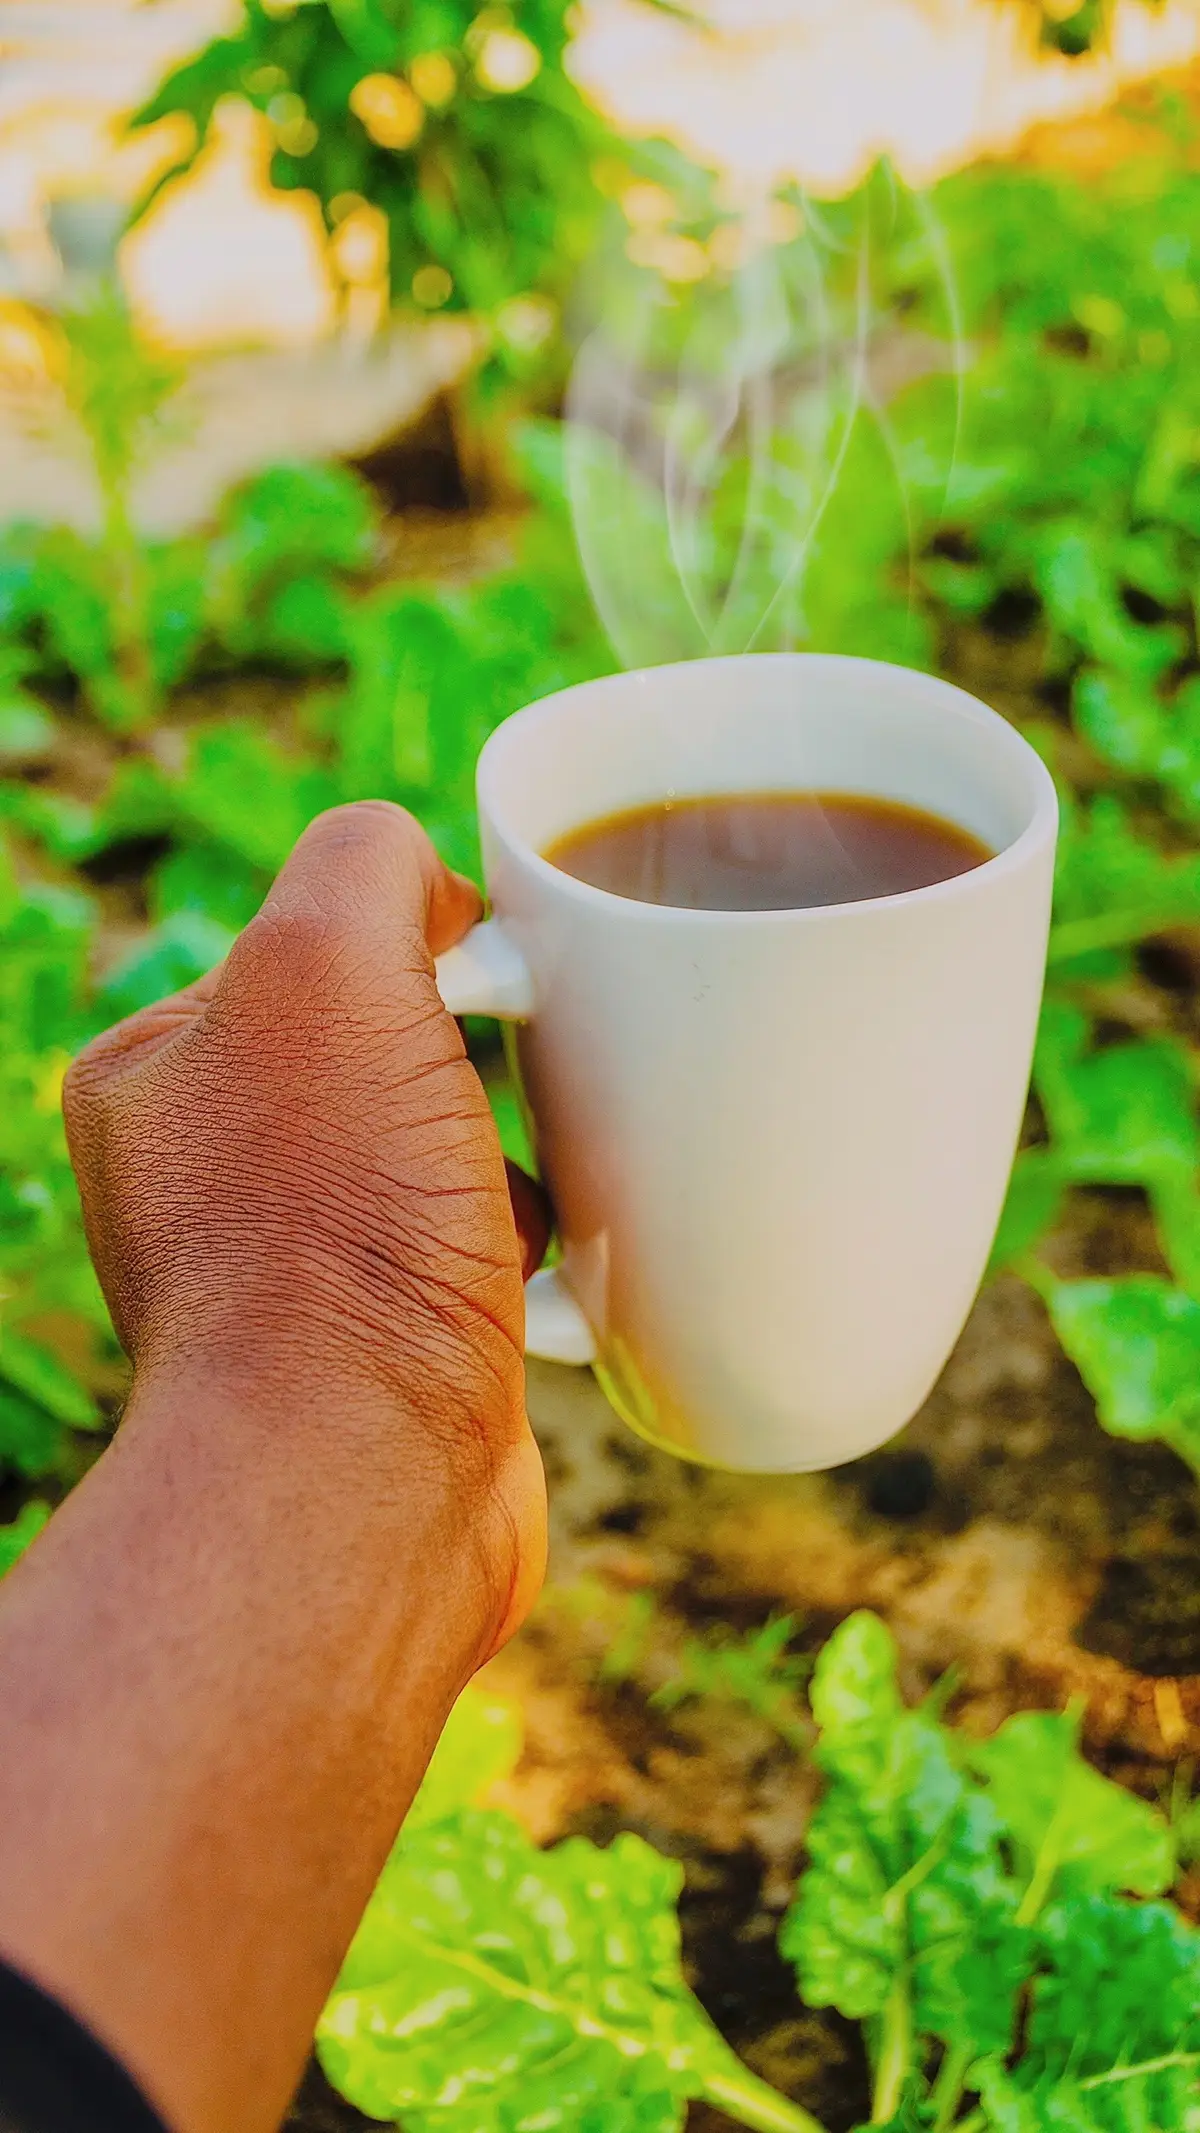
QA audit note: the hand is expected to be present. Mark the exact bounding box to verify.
[64,800,548,1654]
[0,804,551,2133]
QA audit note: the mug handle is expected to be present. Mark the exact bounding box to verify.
[434,921,597,1370]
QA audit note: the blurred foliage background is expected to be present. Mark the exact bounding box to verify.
[3,0,1200,1539]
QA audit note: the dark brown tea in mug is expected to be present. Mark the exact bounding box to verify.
[544,792,992,912]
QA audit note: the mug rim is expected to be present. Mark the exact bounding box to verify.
[476,651,1059,926]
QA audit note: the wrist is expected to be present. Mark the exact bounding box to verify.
[132,1238,529,1454]
[124,1334,537,1673]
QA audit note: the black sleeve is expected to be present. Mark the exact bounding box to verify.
[0,1962,168,2133]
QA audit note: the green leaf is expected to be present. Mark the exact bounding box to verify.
[337,588,453,799]
[1157,672,1200,818]
[987,1893,1200,2132]
[1039,530,1180,678]
[781,1617,911,2023]
[967,1708,1175,1915]
[178,722,337,873]
[1074,668,1170,775]
[407,1686,523,1832]
[319,1812,769,2133]
[327,0,402,66]
[988,1152,1066,1276]
[1049,794,1200,965]
[655,1615,807,1706]
[0,1384,65,1479]
[151,844,265,935]
[808,1609,900,1737]
[970,2057,1042,2132]
[255,573,353,667]
[29,530,116,688]
[0,1499,50,1576]
[1145,1170,1200,1302]
[146,539,210,691]
[485,1071,536,1175]
[0,524,41,634]
[1041,1274,1200,1474]
[130,30,247,140]
[0,697,54,765]
[0,784,101,865]
[1074,668,1200,823]
[96,911,235,1021]
[781,1615,1027,2056]
[95,757,179,850]
[0,1327,99,1431]
[1033,1014,1199,1187]
[210,461,377,618]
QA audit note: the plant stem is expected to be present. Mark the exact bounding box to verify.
[930,2040,973,2132]
[1078,2050,1200,2091]
[103,485,156,731]
[1016,1854,1056,1927]
[702,2066,831,2133]
[871,1974,912,2124]
[1049,904,1200,962]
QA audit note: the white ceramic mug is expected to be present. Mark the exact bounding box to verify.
[435,653,1058,1474]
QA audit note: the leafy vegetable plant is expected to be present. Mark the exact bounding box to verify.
[130,0,608,366]
[987,995,1200,1480]
[782,1612,1200,2131]
[318,1683,825,2133]
[649,1612,813,1754]
[0,833,109,1485]
[844,136,1200,1482]
[540,1579,813,1749]
[0,293,382,738]
[319,1621,1200,2133]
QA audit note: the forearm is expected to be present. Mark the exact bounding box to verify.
[0,1362,500,2133]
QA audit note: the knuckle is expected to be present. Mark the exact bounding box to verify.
[231,901,359,993]
[231,902,441,1034]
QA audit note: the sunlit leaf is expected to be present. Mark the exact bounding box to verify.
[1041,1273,1200,1477]
[319,1813,787,2133]
[0,1500,50,1576]
[407,1684,523,1831]
[967,1708,1175,1907]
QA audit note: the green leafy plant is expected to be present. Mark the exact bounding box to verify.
[318,1682,825,2133]
[0,833,110,1484]
[981,995,1200,1479]
[541,1578,813,1749]
[781,1612,1199,2131]
[319,1621,1200,2133]
[130,0,608,365]
[0,289,185,730]
[650,1612,813,1754]
[811,138,1200,1481]
[0,441,381,741]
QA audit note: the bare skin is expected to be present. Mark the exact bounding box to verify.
[0,802,550,2133]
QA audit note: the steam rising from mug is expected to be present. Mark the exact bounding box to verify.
[563,179,962,671]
